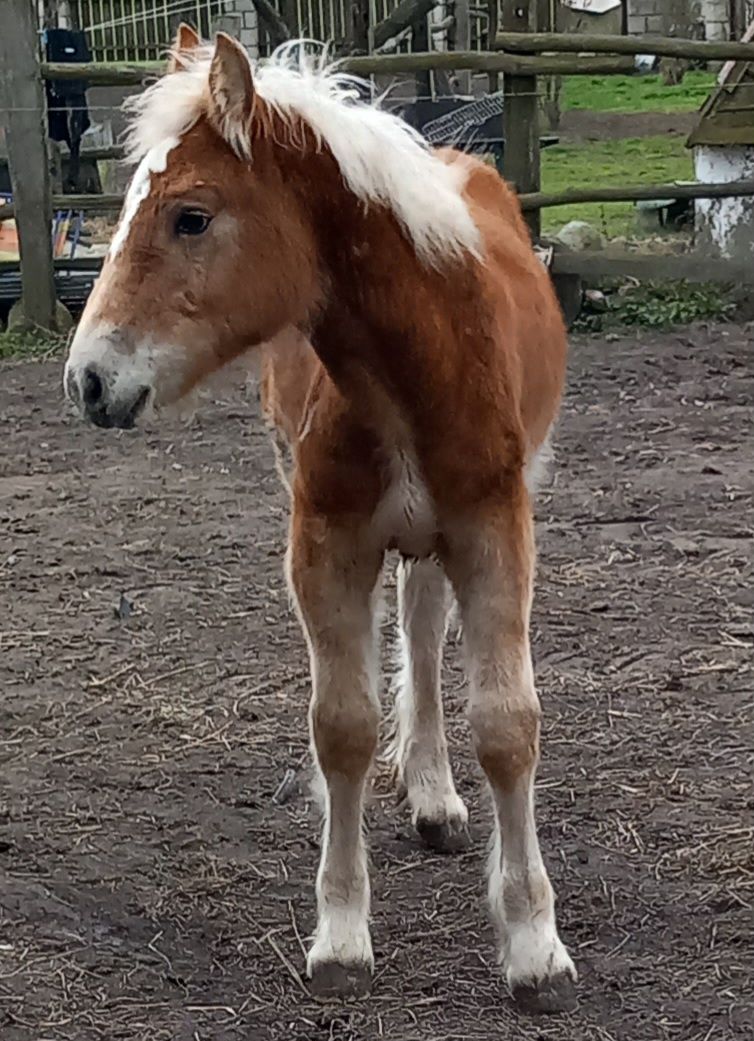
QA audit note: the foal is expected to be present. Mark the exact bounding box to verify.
[64,28,576,1010]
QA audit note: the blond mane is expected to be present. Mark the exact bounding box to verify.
[123,42,480,263]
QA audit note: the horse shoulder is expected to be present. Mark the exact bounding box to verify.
[440,149,567,455]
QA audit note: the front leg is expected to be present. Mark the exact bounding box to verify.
[287,512,383,999]
[444,478,577,1012]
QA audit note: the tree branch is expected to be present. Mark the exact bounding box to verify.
[251,0,291,49]
[373,0,436,51]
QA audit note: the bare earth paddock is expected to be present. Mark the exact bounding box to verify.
[1,324,752,1041]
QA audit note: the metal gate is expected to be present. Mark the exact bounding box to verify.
[67,1,229,62]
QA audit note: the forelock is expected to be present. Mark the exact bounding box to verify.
[122,42,481,264]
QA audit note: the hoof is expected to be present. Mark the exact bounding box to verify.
[416,816,470,854]
[309,961,372,1001]
[511,971,577,1015]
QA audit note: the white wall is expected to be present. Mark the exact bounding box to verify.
[694,144,754,258]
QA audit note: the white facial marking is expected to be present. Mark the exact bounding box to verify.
[109,135,181,259]
[65,321,189,409]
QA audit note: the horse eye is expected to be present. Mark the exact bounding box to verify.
[175,209,212,236]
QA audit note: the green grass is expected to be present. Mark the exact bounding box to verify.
[561,72,715,114]
[0,328,67,360]
[541,135,695,238]
[576,281,738,332]
[603,282,736,328]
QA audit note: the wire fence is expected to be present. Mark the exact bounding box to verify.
[68,0,227,61]
[62,0,491,63]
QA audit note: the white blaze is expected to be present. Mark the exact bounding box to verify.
[108,135,181,259]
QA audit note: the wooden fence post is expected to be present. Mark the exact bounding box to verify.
[348,0,370,54]
[412,12,432,97]
[0,0,56,328]
[500,0,541,239]
[453,0,472,95]
[487,0,500,93]
[0,0,57,330]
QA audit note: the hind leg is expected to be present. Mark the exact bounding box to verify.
[392,557,468,853]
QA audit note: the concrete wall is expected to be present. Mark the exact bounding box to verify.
[627,0,708,36]
[694,145,754,259]
[221,0,259,56]
[86,1,261,194]
[700,0,731,40]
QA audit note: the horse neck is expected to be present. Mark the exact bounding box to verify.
[300,176,488,420]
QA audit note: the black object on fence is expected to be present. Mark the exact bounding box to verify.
[0,269,96,316]
[392,92,558,170]
[44,28,92,192]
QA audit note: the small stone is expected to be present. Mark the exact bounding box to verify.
[584,288,608,312]
[7,298,73,333]
[554,220,604,252]
[114,593,133,620]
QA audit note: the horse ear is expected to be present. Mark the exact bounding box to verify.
[167,23,201,73]
[208,33,255,139]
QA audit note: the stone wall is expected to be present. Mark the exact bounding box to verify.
[626,0,711,36]
[700,0,732,39]
[217,0,259,56]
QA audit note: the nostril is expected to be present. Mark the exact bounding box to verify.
[82,367,104,407]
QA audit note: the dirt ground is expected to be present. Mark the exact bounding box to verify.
[1,323,752,1041]
[558,110,696,143]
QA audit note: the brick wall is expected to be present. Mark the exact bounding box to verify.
[626,0,719,37]
[219,0,259,55]
[699,0,731,40]
[627,0,671,35]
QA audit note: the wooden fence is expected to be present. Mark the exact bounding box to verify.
[3,0,754,329]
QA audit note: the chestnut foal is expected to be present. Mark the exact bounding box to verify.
[64,28,576,1010]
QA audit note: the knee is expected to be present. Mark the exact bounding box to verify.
[312,694,379,780]
[468,697,541,791]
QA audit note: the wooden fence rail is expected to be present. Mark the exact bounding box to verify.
[518,180,754,210]
[39,31,754,86]
[5,26,754,329]
[6,181,754,223]
[494,30,754,62]
[7,246,754,287]
[551,250,754,285]
[40,51,637,84]
[0,196,126,221]
[40,61,161,85]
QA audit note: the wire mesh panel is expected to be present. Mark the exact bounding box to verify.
[69,0,227,62]
[68,0,494,62]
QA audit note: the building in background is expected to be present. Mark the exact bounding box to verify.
[558,1,623,36]
[626,0,754,39]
